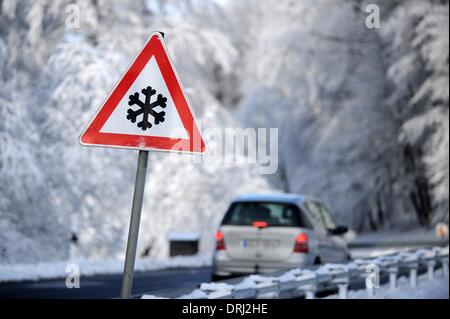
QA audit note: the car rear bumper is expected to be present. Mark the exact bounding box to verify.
[212,251,316,276]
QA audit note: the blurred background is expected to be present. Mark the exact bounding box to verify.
[0,0,448,268]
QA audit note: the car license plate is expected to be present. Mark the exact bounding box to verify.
[242,239,279,249]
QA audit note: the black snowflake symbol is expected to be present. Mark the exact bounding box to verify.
[126,86,167,131]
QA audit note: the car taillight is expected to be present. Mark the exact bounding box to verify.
[215,231,225,250]
[294,233,308,253]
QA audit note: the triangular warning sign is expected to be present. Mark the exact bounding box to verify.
[80,32,206,154]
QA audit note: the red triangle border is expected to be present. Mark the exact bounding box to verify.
[80,32,206,154]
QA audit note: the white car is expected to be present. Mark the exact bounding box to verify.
[212,193,351,280]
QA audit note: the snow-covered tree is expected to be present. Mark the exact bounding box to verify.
[0,0,448,265]
[232,0,403,229]
[379,0,449,225]
[0,0,269,263]
[231,0,448,230]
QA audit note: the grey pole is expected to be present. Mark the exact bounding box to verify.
[120,150,149,299]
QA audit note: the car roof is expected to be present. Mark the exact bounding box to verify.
[232,193,316,205]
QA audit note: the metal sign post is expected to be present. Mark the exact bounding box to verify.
[120,150,149,299]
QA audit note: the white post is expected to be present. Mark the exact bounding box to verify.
[300,284,317,299]
[388,267,398,290]
[305,291,315,299]
[410,267,418,288]
[427,260,436,280]
[442,259,449,277]
[366,285,375,298]
[338,284,348,299]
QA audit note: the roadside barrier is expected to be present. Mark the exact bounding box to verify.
[142,246,449,299]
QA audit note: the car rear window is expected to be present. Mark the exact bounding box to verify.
[221,202,306,227]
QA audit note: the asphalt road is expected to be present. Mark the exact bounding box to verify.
[0,266,212,299]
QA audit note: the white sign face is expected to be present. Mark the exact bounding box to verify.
[100,57,188,139]
[80,32,206,154]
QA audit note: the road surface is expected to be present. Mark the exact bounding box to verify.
[0,267,212,299]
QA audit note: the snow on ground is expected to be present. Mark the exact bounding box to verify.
[0,254,212,283]
[178,288,209,299]
[141,294,169,299]
[326,272,449,299]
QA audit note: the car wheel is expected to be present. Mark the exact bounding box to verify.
[211,274,225,282]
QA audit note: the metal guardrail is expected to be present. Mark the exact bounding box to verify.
[348,238,449,248]
[142,246,449,299]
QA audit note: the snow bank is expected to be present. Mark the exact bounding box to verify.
[168,232,200,241]
[177,289,209,299]
[141,294,169,299]
[0,254,211,283]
